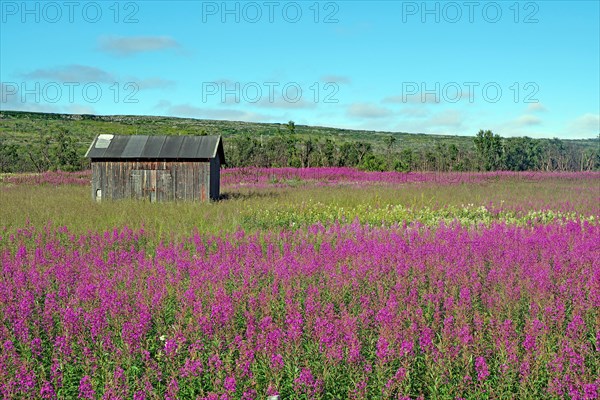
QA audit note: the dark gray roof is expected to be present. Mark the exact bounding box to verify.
[85,135,225,163]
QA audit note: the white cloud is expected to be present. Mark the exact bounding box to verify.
[398,107,429,118]
[166,103,273,122]
[255,97,317,110]
[526,102,547,113]
[0,102,60,113]
[514,114,542,127]
[429,109,463,128]
[0,84,95,114]
[154,99,172,110]
[347,102,393,118]
[383,90,471,105]
[0,82,86,114]
[99,35,181,56]
[320,75,351,84]
[568,113,600,134]
[134,78,176,90]
[21,64,115,82]
[20,66,177,92]
[383,94,441,105]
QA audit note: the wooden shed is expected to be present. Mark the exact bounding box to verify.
[85,134,225,202]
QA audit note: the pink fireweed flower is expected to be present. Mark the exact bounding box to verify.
[54,336,72,357]
[458,325,473,346]
[475,356,490,381]
[224,376,236,392]
[78,376,95,399]
[16,365,36,392]
[165,378,179,400]
[133,391,146,400]
[566,314,586,340]
[271,353,284,370]
[208,354,223,371]
[548,377,565,397]
[40,381,56,399]
[519,361,531,381]
[164,338,178,356]
[180,358,203,378]
[376,336,390,363]
[295,368,316,387]
[399,340,414,357]
[419,327,434,352]
[3,340,15,354]
[562,343,585,373]
[522,334,536,352]
[50,358,63,387]
[349,379,368,399]
[242,389,257,399]
[386,367,407,390]
[584,384,598,400]
[266,384,279,396]
[294,367,323,395]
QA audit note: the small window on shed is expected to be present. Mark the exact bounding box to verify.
[95,134,114,148]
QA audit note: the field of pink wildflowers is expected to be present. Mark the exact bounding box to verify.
[3,168,599,189]
[221,167,600,189]
[1,169,599,399]
[1,220,599,399]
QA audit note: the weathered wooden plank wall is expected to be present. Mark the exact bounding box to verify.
[90,160,215,202]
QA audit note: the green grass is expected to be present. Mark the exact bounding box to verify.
[1,177,597,238]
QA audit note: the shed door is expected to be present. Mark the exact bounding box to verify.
[156,170,173,202]
[130,170,143,200]
[129,170,172,202]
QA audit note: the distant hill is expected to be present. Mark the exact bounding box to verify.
[0,110,477,149]
[0,110,598,172]
[1,109,597,150]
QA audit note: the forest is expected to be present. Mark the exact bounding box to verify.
[0,111,598,173]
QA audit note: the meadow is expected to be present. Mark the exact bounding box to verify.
[0,169,599,399]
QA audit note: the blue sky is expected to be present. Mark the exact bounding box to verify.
[1,1,598,138]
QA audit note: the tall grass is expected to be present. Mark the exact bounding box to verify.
[1,177,598,238]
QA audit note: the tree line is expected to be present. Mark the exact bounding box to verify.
[1,122,598,173]
[0,129,82,173]
[225,124,599,172]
